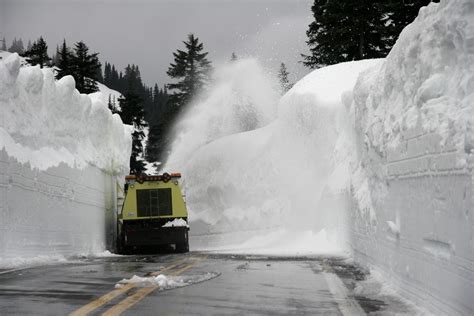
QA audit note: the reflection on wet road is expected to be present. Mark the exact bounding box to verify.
[0,253,415,315]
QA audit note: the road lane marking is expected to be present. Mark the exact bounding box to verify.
[69,283,136,316]
[69,257,188,316]
[102,256,207,316]
[322,264,366,316]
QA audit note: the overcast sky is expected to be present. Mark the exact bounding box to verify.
[1,0,313,86]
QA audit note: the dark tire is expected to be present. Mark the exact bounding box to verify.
[116,233,131,255]
[176,240,189,253]
[176,230,189,253]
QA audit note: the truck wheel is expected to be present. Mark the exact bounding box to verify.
[176,240,189,253]
[116,234,129,255]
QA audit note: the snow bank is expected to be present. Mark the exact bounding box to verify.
[166,57,378,255]
[0,53,131,266]
[0,53,131,172]
[349,1,473,314]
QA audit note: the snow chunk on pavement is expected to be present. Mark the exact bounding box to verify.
[115,272,220,290]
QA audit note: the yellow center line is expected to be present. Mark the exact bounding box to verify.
[69,283,135,316]
[69,257,188,316]
[101,256,207,316]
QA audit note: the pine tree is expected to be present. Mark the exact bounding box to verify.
[24,37,51,68]
[118,92,147,174]
[146,34,212,164]
[104,62,112,86]
[8,38,25,54]
[302,1,389,68]
[107,94,119,114]
[71,41,101,94]
[384,0,438,46]
[1,37,6,51]
[27,40,32,51]
[55,40,73,79]
[302,0,438,69]
[278,62,292,93]
[153,83,160,103]
[167,33,212,107]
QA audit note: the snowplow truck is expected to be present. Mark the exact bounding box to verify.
[116,172,189,253]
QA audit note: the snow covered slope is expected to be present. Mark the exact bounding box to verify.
[89,82,122,111]
[0,53,131,265]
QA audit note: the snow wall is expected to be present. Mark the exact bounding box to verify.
[166,1,473,314]
[0,54,131,266]
[350,1,473,314]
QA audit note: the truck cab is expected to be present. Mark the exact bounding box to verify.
[117,172,189,253]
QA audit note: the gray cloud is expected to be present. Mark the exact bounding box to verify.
[1,0,313,86]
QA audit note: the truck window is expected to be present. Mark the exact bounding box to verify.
[136,188,172,217]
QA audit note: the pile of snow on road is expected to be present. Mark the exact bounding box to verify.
[0,53,131,172]
[116,272,220,289]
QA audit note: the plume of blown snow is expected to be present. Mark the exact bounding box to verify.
[165,57,379,255]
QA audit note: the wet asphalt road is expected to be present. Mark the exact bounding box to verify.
[0,253,413,315]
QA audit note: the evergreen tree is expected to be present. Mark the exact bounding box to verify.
[385,0,438,46]
[1,37,6,51]
[27,40,32,51]
[55,40,73,79]
[24,37,51,68]
[107,94,119,114]
[118,91,147,174]
[302,0,438,68]
[302,1,389,68]
[147,34,212,163]
[103,62,112,86]
[230,52,238,61]
[167,33,212,107]
[153,83,160,103]
[8,38,24,54]
[111,65,119,88]
[278,62,292,93]
[71,41,101,94]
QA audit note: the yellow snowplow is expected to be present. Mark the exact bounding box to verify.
[116,172,189,254]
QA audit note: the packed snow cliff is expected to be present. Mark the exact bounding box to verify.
[0,53,131,173]
[0,52,131,266]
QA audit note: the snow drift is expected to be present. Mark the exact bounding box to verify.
[166,0,473,314]
[0,53,131,265]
